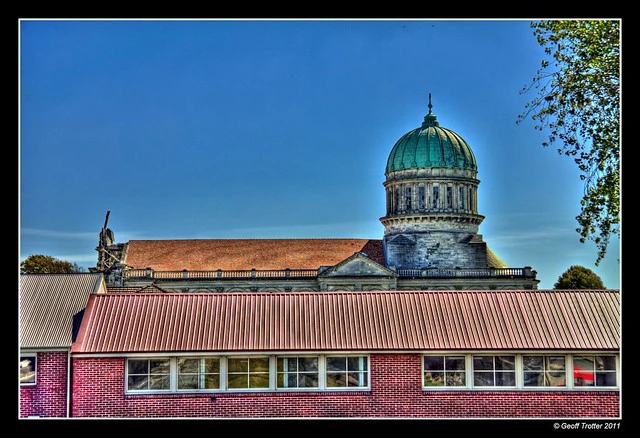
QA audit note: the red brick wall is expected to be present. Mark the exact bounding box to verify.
[71,354,620,418]
[20,351,68,418]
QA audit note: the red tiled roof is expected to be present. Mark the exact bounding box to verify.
[123,239,384,271]
[72,290,619,354]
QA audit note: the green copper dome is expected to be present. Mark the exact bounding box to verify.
[386,96,477,173]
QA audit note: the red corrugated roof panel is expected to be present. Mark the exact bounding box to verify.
[71,290,620,354]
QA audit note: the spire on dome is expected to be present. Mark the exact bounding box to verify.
[422,92,439,127]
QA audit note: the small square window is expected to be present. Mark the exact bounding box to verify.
[326,356,368,388]
[472,355,516,387]
[20,356,36,385]
[423,355,466,388]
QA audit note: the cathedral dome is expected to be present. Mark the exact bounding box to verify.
[385,96,477,174]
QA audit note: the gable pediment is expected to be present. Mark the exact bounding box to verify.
[319,252,396,277]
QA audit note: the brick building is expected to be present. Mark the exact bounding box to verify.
[70,289,619,418]
[19,273,106,418]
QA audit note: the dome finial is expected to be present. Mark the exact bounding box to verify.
[422,92,439,128]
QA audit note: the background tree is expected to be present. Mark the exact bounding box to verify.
[20,254,84,274]
[554,265,605,289]
[517,19,620,266]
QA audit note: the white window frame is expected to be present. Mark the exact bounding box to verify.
[176,356,222,392]
[471,354,518,389]
[226,356,271,391]
[422,354,467,389]
[571,354,619,389]
[522,354,568,388]
[20,354,37,386]
[324,355,370,390]
[125,357,172,393]
[276,355,320,390]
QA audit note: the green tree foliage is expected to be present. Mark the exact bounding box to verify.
[517,20,620,266]
[554,265,605,289]
[20,254,84,274]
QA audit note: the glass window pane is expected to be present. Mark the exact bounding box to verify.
[204,374,220,389]
[447,372,465,386]
[326,373,346,387]
[495,356,515,370]
[228,358,248,372]
[348,357,367,371]
[150,375,170,390]
[249,373,269,388]
[523,356,543,371]
[347,372,365,387]
[327,357,346,372]
[547,371,566,387]
[204,358,220,373]
[524,372,544,386]
[287,375,297,387]
[597,356,616,371]
[596,372,616,386]
[445,357,465,371]
[424,372,444,386]
[128,359,148,374]
[149,359,170,374]
[250,358,269,372]
[424,356,444,371]
[128,375,148,390]
[547,356,565,371]
[178,375,198,389]
[474,372,494,386]
[299,357,318,371]
[495,372,515,386]
[227,374,247,389]
[299,374,318,388]
[473,356,493,370]
[574,370,595,386]
[574,356,595,371]
[178,358,199,373]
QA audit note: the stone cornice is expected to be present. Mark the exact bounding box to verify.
[380,212,485,227]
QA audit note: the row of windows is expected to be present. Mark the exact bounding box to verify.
[423,354,617,389]
[121,353,617,394]
[126,355,369,393]
[387,183,476,214]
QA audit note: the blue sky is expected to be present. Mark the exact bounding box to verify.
[18,19,620,290]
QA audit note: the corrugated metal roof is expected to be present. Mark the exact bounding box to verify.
[20,273,105,349]
[72,290,619,353]
[123,239,385,271]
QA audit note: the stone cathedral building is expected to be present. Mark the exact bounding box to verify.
[92,96,539,292]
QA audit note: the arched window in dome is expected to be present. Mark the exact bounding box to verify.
[405,187,412,211]
[419,186,426,210]
[395,188,401,214]
[458,186,464,210]
[446,186,453,209]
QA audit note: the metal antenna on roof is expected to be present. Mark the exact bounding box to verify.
[427,93,433,115]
